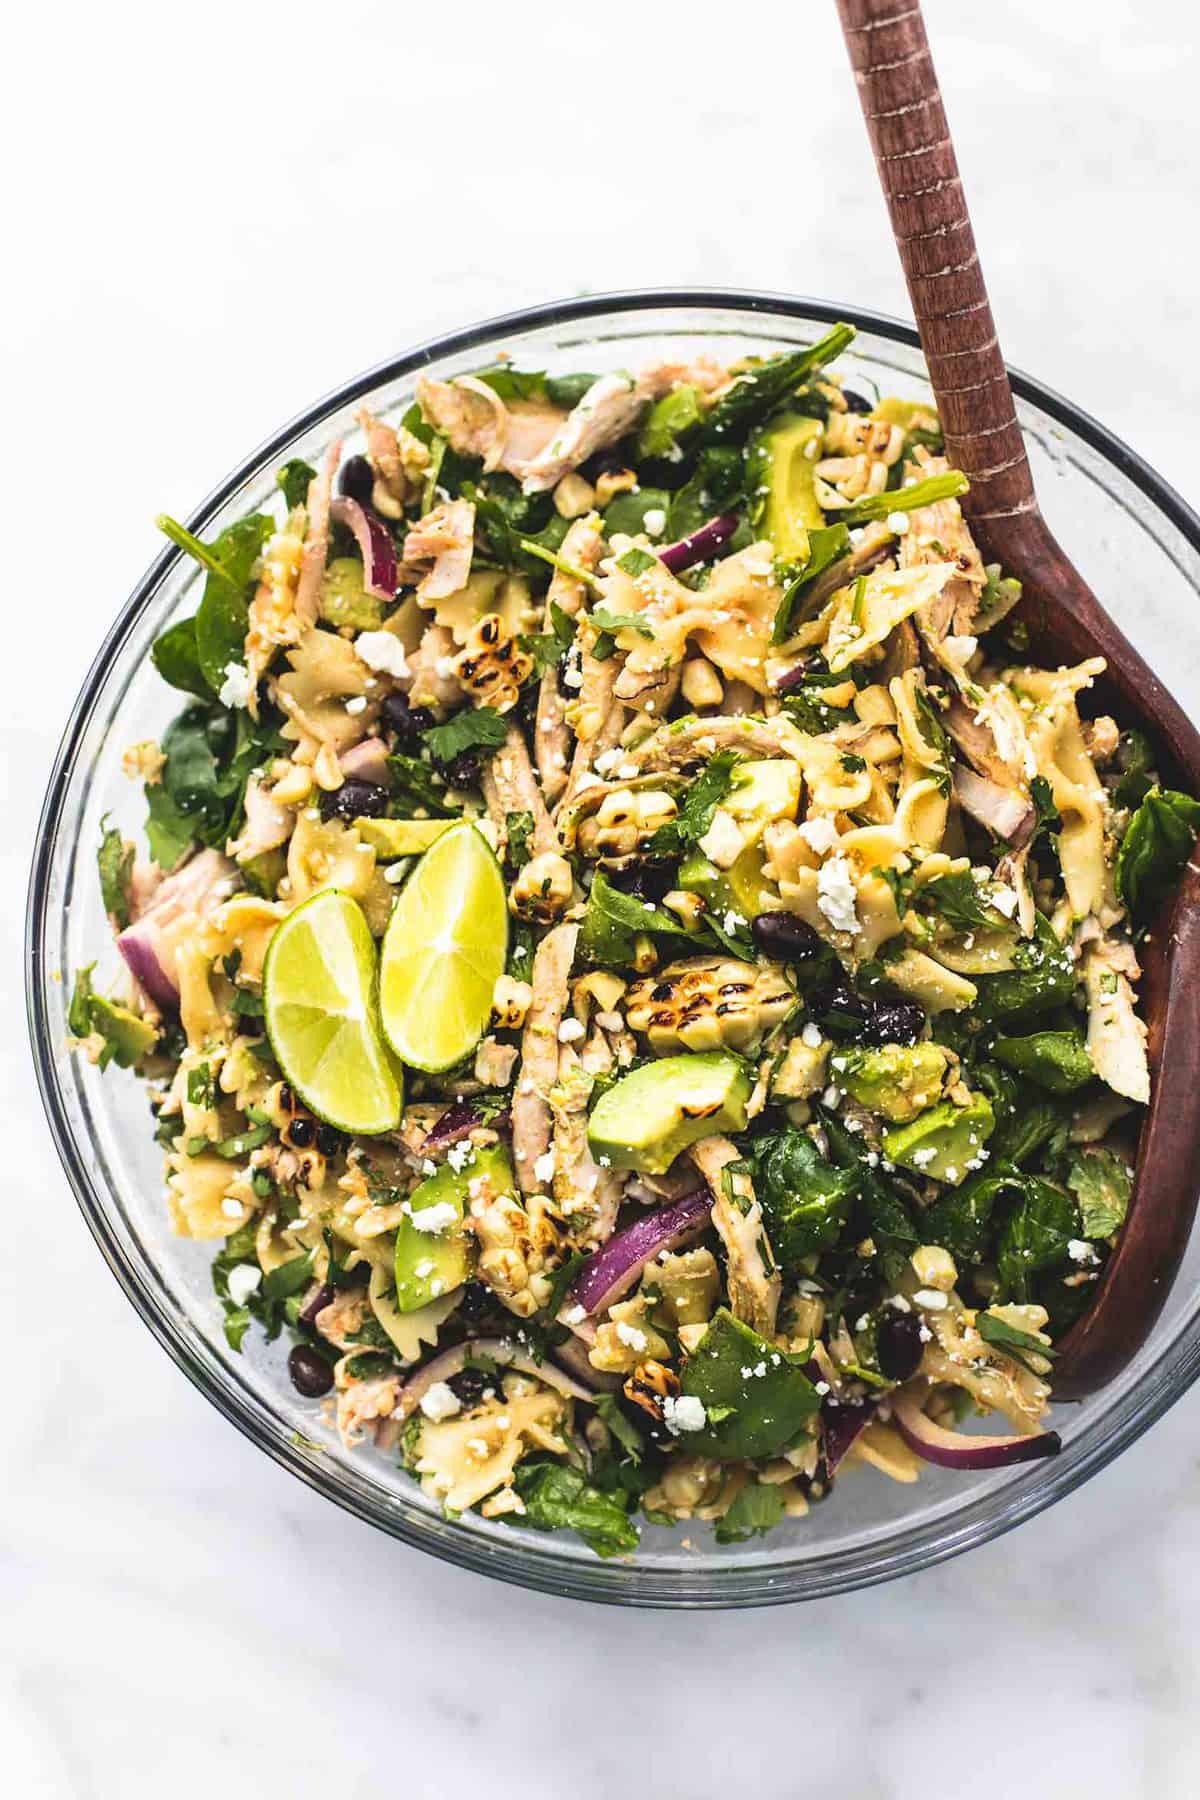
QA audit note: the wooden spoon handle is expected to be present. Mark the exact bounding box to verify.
[1054,863,1200,1397]
[836,0,1036,527]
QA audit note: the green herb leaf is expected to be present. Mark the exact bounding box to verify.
[97,815,135,928]
[991,1029,1094,1094]
[1116,786,1200,921]
[590,605,654,638]
[680,1309,819,1461]
[424,705,508,764]
[592,1392,646,1464]
[277,458,316,510]
[508,1461,639,1558]
[713,1482,786,1544]
[996,1178,1080,1302]
[387,753,458,816]
[752,1130,857,1264]
[150,617,209,697]
[975,913,1077,1022]
[505,809,535,871]
[919,869,1000,933]
[578,871,696,966]
[840,469,969,525]
[1066,1147,1132,1241]
[701,323,856,445]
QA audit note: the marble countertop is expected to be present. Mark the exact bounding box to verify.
[7,1,1200,1793]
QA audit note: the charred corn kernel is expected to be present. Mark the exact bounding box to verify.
[910,1244,958,1292]
[581,787,678,859]
[491,974,533,1030]
[662,889,706,929]
[625,956,794,1054]
[823,413,905,462]
[595,467,638,506]
[453,613,534,713]
[509,850,573,923]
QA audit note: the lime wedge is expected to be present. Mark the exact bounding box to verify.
[263,889,403,1134]
[379,821,508,1073]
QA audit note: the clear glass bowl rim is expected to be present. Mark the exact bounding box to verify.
[26,286,1200,1609]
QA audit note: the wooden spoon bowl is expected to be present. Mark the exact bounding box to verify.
[837,0,1200,1397]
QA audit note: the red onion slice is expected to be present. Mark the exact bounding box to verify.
[890,1389,1061,1470]
[421,1102,512,1152]
[396,1337,594,1421]
[116,847,237,1009]
[338,736,390,786]
[657,511,739,574]
[821,1397,878,1476]
[330,496,398,601]
[566,1188,713,1318]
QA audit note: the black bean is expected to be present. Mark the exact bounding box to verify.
[752,910,825,962]
[285,1116,315,1149]
[381,691,435,745]
[443,750,480,788]
[278,1083,294,1112]
[455,1280,498,1327]
[448,1368,493,1410]
[315,1123,344,1157]
[861,997,926,1048]
[298,1282,335,1328]
[614,863,674,902]
[319,778,389,823]
[288,1345,334,1398]
[840,387,874,415]
[339,454,375,504]
[876,1309,925,1383]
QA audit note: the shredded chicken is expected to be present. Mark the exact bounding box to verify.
[294,440,341,629]
[535,514,604,804]
[548,1050,622,1249]
[405,498,475,602]
[688,1136,780,1339]
[1083,937,1150,1103]
[512,924,578,1194]
[953,766,1036,845]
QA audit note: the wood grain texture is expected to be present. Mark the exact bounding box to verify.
[837,0,1200,1396]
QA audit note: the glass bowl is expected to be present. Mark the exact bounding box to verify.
[27,290,1200,1608]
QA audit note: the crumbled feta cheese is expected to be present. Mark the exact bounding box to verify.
[533,1149,556,1185]
[221,1197,245,1219]
[615,1321,648,1352]
[218,662,253,709]
[697,808,746,870]
[593,747,623,775]
[814,1380,831,1396]
[594,1010,624,1032]
[721,909,747,935]
[226,1263,262,1307]
[817,855,859,936]
[822,1084,841,1109]
[989,883,1019,919]
[345,694,368,716]
[642,507,666,538]
[800,1021,824,1050]
[445,1139,474,1173]
[557,1017,585,1043]
[415,1259,434,1278]
[886,511,911,535]
[912,1288,949,1311]
[910,1146,938,1168]
[885,1294,912,1313]
[662,1395,707,1435]
[407,1201,458,1234]
[354,632,409,678]
[798,815,841,854]
[564,1304,587,1325]
[1067,1238,1098,1264]
[419,1382,462,1422]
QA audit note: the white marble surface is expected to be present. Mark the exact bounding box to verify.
[7,1,1200,1792]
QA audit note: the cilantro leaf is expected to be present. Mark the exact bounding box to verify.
[423,705,508,765]
[97,815,135,928]
[713,1482,786,1544]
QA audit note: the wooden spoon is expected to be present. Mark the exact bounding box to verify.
[836,0,1200,1398]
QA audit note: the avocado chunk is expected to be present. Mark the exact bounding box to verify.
[68,964,158,1070]
[393,1143,505,1310]
[587,1051,751,1174]
[882,1092,996,1187]
[724,758,802,844]
[678,845,776,923]
[239,847,286,897]
[834,1042,951,1124]
[748,412,824,560]
[679,1309,820,1461]
[320,556,384,631]
[352,817,453,860]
